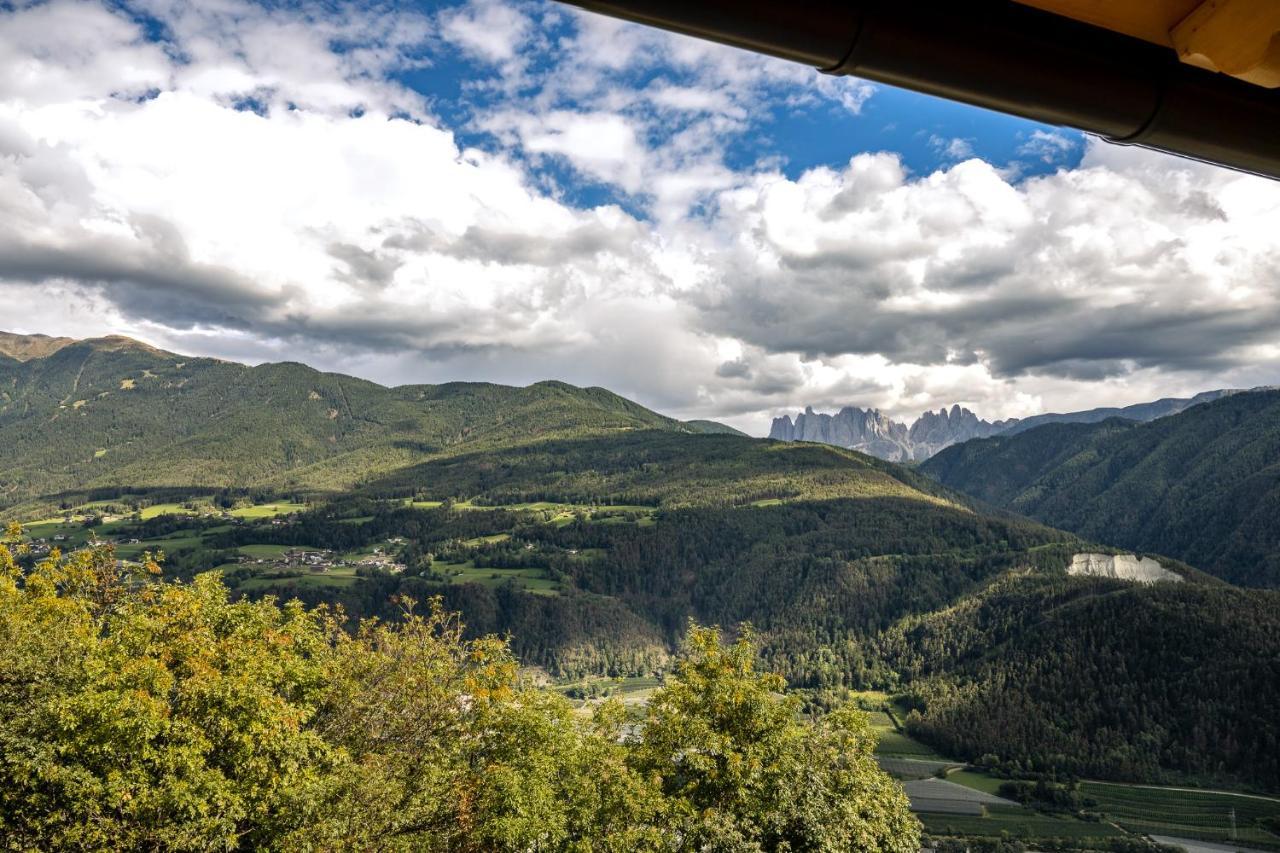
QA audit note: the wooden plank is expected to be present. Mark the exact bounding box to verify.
[1171,0,1280,88]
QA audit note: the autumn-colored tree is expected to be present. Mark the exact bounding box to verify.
[632,625,921,852]
[300,600,668,851]
[0,537,918,852]
[0,537,337,850]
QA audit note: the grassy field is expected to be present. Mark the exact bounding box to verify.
[435,560,560,596]
[946,769,1008,796]
[115,534,205,558]
[875,729,948,758]
[460,534,511,547]
[238,572,360,591]
[865,713,946,759]
[864,711,895,728]
[21,519,92,544]
[1080,782,1280,849]
[238,544,295,558]
[554,675,661,695]
[228,502,307,519]
[139,502,200,520]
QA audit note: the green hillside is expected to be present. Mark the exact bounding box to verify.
[0,335,693,515]
[682,418,748,436]
[0,334,978,519]
[921,390,1280,587]
[0,332,79,362]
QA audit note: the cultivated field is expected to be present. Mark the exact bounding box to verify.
[1081,782,1280,850]
[921,805,1127,842]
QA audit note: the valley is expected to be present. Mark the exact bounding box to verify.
[15,495,1280,849]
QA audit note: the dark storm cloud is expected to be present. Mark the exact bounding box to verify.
[0,222,281,329]
[982,303,1280,378]
[701,256,1280,381]
[714,357,751,379]
[328,242,403,290]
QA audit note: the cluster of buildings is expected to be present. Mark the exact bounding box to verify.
[236,543,407,575]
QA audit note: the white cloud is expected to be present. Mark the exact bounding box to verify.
[440,0,532,64]
[1017,129,1077,164]
[679,143,1280,423]
[481,109,649,192]
[929,135,976,161]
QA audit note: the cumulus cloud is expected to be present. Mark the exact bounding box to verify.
[693,148,1280,388]
[1017,129,1077,164]
[440,0,532,64]
[1,0,1278,436]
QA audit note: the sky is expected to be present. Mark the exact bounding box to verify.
[2,0,1279,434]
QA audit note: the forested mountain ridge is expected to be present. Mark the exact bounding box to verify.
[999,388,1242,435]
[0,331,79,362]
[682,418,747,436]
[920,389,1280,587]
[0,333,1003,520]
[879,573,1280,789]
[0,334,725,514]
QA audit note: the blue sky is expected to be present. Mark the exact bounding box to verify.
[406,13,1086,213]
[1,0,1277,432]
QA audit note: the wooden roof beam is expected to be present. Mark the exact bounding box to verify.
[1172,0,1280,88]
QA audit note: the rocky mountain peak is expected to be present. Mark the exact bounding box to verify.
[770,403,1011,462]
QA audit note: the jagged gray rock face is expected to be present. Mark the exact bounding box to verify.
[770,406,912,460]
[769,404,1009,461]
[909,405,1012,458]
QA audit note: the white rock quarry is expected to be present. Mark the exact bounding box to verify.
[1069,553,1182,583]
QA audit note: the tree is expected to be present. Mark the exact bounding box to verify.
[632,625,920,852]
[0,542,336,850]
[302,599,667,851]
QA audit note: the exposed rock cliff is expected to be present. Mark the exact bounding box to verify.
[1068,553,1182,583]
[908,405,1012,458]
[769,404,1009,461]
[770,406,913,461]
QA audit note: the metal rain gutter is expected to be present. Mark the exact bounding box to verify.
[554,0,1280,180]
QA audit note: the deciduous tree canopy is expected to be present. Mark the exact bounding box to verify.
[0,533,918,852]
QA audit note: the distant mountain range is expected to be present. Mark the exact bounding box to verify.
[998,389,1242,435]
[769,389,1249,461]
